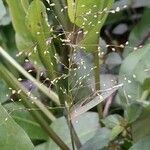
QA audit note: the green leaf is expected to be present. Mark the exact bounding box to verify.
[26,0,56,79]
[110,125,124,140]
[21,0,30,13]
[142,78,150,91]
[0,79,10,104]
[132,105,150,142]
[67,0,114,52]
[35,112,100,150]
[26,0,50,40]
[129,135,150,150]
[6,0,42,66]
[0,103,34,150]
[123,8,150,58]
[4,103,48,140]
[0,25,17,54]
[125,102,143,123]
[102,114,125,129]
[102,114,125,140]
[80,128,111,150]
[118,43,150,104]
[6,0,33,50]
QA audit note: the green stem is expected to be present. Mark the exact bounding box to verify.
[0,46,60,105]
[0,64,70,150]
[67,111,75,150]
[93,49,103,119]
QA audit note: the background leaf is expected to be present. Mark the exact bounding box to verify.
[102,114,125,128]
[125,102,143,123]
[6,0,33,50]
[0,103,34,150]
[129,135,150,150]
[4,102,48,140]
[102,114,126,140]
[123,8,150,58]
[35,112,100,150]
[80,128,111,150]
[5,0,42,66]
[118,43,150,105]
[131,105,150,142]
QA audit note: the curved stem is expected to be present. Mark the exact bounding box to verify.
[0,46,60,105]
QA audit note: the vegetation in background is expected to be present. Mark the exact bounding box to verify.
[0,0,150,149]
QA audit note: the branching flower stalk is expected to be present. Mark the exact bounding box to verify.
[47,1,81,148]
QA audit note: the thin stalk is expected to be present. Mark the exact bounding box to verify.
[67,111,75,150]
[65,105,82,150]
[70,118,82,149]
[50,1,80,147]
[93,49,103,119]
[0,46,60,105]
[0,64,70,150]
